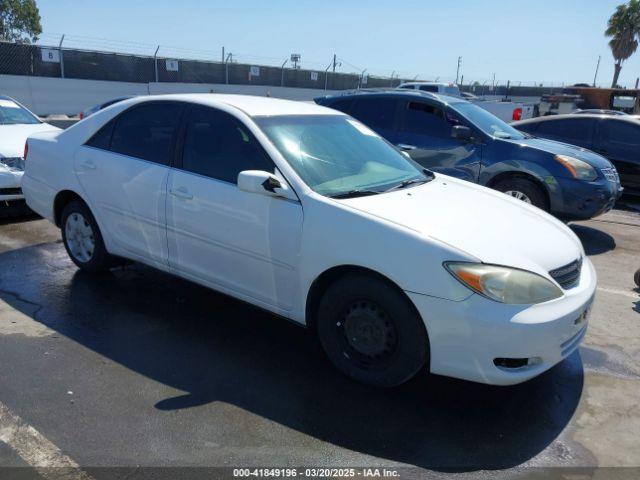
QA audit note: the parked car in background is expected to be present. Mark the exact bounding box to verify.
[397,82,533,122]
[79,96,134,120]
[315,90,621,220]
[23,94,595,387]
[0,95,60,212]
[513,114,639,197]
[572,109,626,116]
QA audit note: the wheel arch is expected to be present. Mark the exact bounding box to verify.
[53,189,88,227]
[486,170,551,209]
[305,264,426,335]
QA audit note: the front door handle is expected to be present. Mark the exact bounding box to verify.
[169,187,193,200]
[397,143,417,151]
[81,160,96,170]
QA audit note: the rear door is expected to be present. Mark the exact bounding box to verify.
[75,101,183,266]
[395,99,481,182]
[594,119,640,192]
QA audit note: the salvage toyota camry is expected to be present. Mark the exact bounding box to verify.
[22,94,595,387]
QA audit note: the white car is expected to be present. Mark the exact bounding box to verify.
[0,95,60,207]
[22,94,596,387]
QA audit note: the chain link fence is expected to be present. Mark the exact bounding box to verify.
[0,38,405,90]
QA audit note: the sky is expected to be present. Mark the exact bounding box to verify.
[36,0,640,88]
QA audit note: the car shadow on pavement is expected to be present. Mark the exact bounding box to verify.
[0,242,585,471]
[569,224,616,255]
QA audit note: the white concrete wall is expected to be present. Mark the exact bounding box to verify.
[0,75,340,116]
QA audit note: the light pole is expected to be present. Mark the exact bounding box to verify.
[154,45,160,83]
[280,58,288,87]
[455,56,462,84]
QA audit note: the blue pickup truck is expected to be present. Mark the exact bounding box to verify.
[315,90,622,221]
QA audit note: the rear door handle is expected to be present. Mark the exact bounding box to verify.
[397,143,417,151]
[169,187,193,200]
[81,160,96,170]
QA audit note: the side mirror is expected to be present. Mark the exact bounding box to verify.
[237,170,298,201]
[451,125,473,141]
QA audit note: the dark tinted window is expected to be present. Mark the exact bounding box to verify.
[181,106,273,183]
[419,85,438,92]
[601,120,640,146]
[514,121,539,134]
[350,97,399,131]
[86,120,115,150]
[402,101,449,137]
[110,102,183,165]
[327,97,354,114]
[534,118,594,145]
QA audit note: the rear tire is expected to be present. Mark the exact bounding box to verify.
[316,273,429,387]
[493,177,549,211]
[634,268,640,288]
[61,200,115,272]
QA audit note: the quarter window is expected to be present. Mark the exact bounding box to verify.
[86,120,115,150]
[181,106,273,183]
[109,102,183,165]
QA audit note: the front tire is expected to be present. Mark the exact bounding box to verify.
[493,177,548,211]
[61,200,115,272]
[316,273,429,387]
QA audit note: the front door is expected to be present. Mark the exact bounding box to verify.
[395,100,481,183]
[166,105,303,312]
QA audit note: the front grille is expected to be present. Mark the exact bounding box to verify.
[0,188,22,195]
[549,258,582,290]
[601,167,619,183]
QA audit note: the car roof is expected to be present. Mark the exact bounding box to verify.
[320,89,467,106]
[513,113,640,126]
[120,93,340,117]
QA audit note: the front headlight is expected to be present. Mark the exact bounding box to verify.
[444,262,563,304]
[554,155,597,181]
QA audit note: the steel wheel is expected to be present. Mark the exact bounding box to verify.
[337,300,398,367]
[64,212,95,263]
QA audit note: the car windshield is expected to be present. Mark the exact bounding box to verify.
[0,99,41,125]
[256,115,430,197]
[450,102,525,140]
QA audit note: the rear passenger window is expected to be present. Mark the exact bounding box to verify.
[110,102,183,165]
[181,106,273,183]
[419,85,438,92]
[402,101,449,137]
[350,97,399,132]
[326,97,354,114]
[86,120,114,150]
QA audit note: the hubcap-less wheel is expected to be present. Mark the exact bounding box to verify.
[65,212,95,263]
[504,190,532,204]
[338,300,397,366]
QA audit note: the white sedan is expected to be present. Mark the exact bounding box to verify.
[0,96,60,206]
[22,94,596,387]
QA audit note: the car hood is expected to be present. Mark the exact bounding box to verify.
[505,136,612,168]
[339,175,583,277]
[0,123,60,158]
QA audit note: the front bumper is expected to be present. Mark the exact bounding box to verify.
[407,257,596,385]
[0,169,24,202]
[552,176,621,221]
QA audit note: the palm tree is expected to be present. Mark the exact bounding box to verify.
[605,0,640,88]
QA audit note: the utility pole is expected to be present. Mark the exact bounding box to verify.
[455,56,462,84]
[58,34,65,79]
[154,45,160,83]
[492,73,496,91]
[593,55,601,87]
[332,53,337,73]
[222,46,225,64]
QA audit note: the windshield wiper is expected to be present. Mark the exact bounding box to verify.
[329,189,381,199]
[384,172,434,192]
